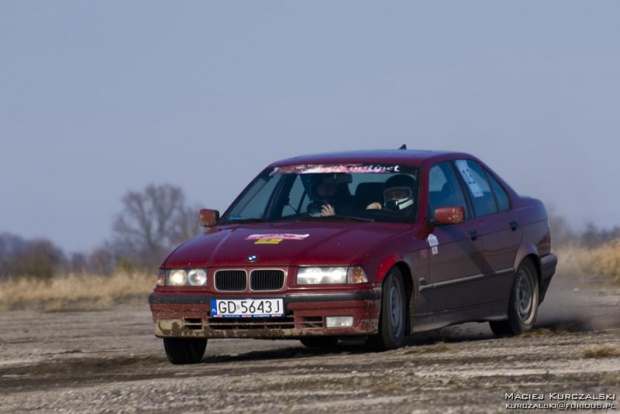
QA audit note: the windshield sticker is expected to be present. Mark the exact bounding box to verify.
[246,233,310,241]
[272,164,401,175]
[455,160,484,198]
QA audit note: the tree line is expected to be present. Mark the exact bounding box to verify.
[549,214,620,248]
[0,184,202,280]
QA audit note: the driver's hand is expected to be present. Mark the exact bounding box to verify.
[320,204,336,216]
[366,202,382,210]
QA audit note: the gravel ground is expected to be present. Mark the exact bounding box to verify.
[0,273,618,413]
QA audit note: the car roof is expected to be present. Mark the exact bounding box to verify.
[269,149,474,167]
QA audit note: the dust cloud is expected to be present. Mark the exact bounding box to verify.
[536,270,620,332]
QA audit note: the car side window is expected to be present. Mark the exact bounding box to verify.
[485,171,510,212]
[428,162,469,221]
[454,160,498,217]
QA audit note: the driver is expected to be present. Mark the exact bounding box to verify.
[366,174,416,214]
[307,174,353,217]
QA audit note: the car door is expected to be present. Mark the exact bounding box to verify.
[453,159,520,305]
[481,168,522,274]
[424,161,485,312]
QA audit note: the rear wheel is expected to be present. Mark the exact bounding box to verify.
[300,337,339,348]
[490,259,539,337]
[163,338,207,364]
[367,268,406,350]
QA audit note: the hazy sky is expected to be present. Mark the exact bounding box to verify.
[2,1,619,253]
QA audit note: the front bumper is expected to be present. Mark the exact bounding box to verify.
[149,289,381,339]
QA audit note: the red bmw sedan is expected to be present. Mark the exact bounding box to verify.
[149,149,557,364]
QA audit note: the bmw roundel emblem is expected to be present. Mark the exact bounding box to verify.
[247,255,258,262]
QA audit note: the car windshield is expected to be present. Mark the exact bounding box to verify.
[220,163,420,224]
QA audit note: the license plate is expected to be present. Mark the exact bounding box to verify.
[211,299,284,318]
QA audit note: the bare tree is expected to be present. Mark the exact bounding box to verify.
[113,184,200,270]
[67,252,88,275]
[173,204,203,243]
[89,245,116,276]
[0,233,27,279]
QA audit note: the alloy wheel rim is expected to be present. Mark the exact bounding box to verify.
[516,269,534,322]
[389,284,402,334]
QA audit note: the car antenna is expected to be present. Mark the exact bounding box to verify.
[399,144,407,150]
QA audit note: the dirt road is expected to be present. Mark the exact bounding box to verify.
[1,274,619,413]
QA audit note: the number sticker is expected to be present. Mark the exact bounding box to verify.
[455,160,484,198]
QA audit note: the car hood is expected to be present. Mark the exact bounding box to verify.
[163,221,413,268]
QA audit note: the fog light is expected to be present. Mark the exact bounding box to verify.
[325,316,353,328]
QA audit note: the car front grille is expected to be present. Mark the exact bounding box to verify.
[215,270,247,291]
[251,269,285,291]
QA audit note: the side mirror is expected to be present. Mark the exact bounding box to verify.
[199,209,220,228]
[434,206,465,225]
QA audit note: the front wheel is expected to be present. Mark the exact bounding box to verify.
[367,268,406,351]
[490,259,539,337]
[163,338,207,364]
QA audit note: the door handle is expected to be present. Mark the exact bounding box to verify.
[469,230,478,241]
[509,221,519,231]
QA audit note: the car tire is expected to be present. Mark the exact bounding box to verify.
[299,337,339,348]
[490,259,539,337]
[163,338,207,364]
[367,268,406,351]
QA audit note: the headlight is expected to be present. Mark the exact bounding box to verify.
[297,266,368,285]
[164,268,208,286]
[188,269,207,286]
[169,269,187,286]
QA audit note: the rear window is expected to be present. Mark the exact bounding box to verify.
[486,172,510,212]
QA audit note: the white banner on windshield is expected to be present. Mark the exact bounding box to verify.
[272,164,401,175]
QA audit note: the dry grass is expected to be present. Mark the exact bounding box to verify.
[582,345,620,359]
[555,240,620,285]
[0,272,154,311]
